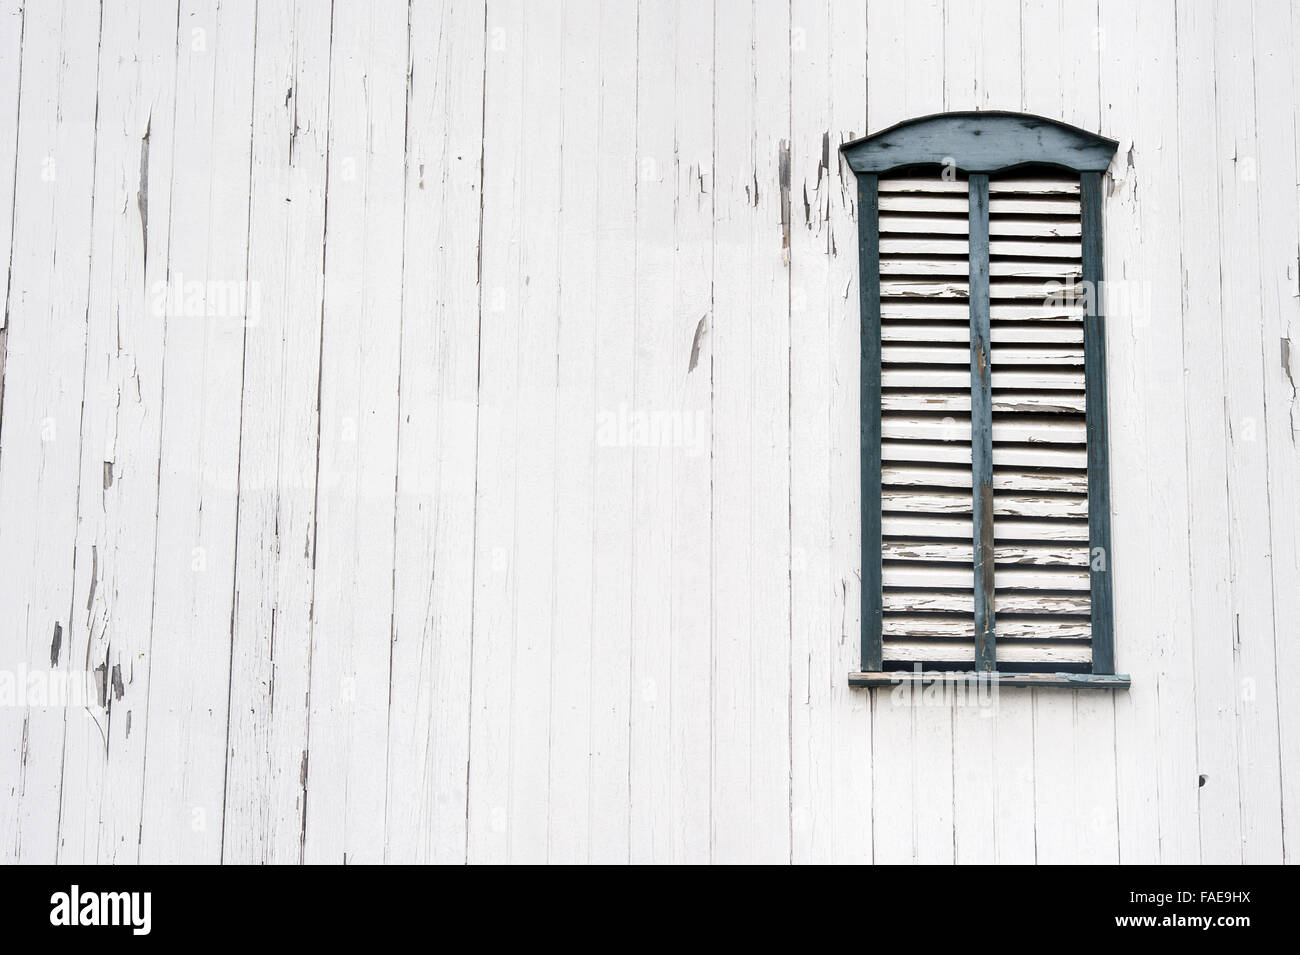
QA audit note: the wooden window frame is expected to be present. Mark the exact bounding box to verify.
[842,112,1130,690]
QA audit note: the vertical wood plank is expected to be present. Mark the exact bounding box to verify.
[1101,0,1200,865]
[385,0,485,864]
[301,0,407,864]
[58,0,178,864]
[1133,0,1198,865]
[628,0,675,863]
[466,0,524,864]
[869,0,943,129]
[502,0,563,864]
[791,0,873,864]
[138,0,256,864]
[1174,0,1242,864]
[544,0,599,865]
[543,0,605,865]
[628,0,715,864]
[967,173,995,672]
[667,0,714,864]
[1096,0,1158,865]
[943,0,1021,110]
[1252,0,1300,865]
[220,0,329,865]
[711,0,791,864]
[825,0,875,868]
[0,0,101,863]
[585,0,638,864]
[1209,0,1285,864]
[790,0,833,863]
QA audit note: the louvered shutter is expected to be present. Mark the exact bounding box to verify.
[843,112,1124,687]
[861,166,1110,676]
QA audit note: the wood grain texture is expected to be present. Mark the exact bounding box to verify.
[220,0,329,866]
[385,0,485,864]
[0,0,101,863]
[138,0,256,864]
[55,0,178,865]
[712,0,791,864]
[0,0,1294,866]
[790,0,872,865]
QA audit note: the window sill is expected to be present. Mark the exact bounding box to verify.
[848,671,1131,690]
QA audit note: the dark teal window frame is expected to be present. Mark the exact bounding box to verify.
[841,112,1129,690]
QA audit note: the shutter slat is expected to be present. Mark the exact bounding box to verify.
[883,344,1083,365]
[882,440,1088,468]
[881,392,1087,413]
[881,237,1083,258]
[990,238,1082,258]
[880,279,969,298]
[879,194,968,214]
[878,258,1083,279]
[878,178,1081,197]
[881,513,1091,542]
[990,217,1082,238]
[989,279,1084,300]
[882,564,1091,589]
[880,302,1082,321]
[880,215,973,235]
[881,323,1083,343]
[882,489,1087,519]
[880,216,1081,240]
[881,236,969,255]
[881,415,1085,445]
[881,617,1091,640]
[880,639,1091,665]
[882,592,1091,614]
[990,259,1082,278]
[882,541,1091,567]
[878,177,970,194]
[989,177,1080,195]
[990,197,1080,215]
[882,368,1085,389]
[881,466,1089,495]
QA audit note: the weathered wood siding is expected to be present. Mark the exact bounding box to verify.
[0,0,1296,864]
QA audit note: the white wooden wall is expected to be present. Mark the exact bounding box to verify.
[0,0,1296,864]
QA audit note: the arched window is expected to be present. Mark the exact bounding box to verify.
[842,112,1128,689]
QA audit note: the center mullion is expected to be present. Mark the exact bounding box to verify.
[968,174,996,673]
